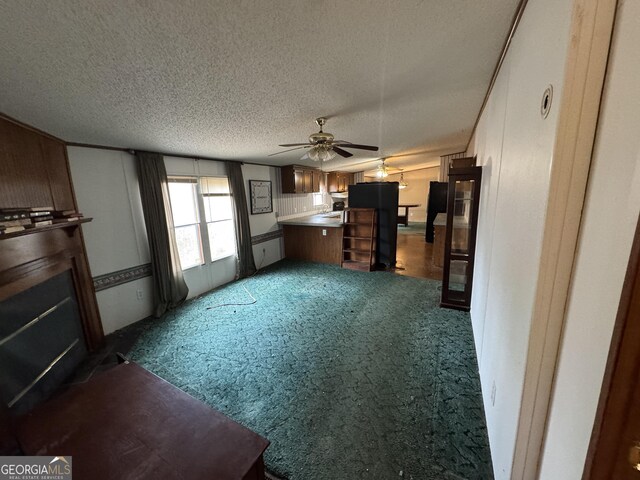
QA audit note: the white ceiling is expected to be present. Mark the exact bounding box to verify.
[0,1,520,173]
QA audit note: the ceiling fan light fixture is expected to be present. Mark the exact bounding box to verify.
[271,118,378,160]
[376,159,389,178]
[399,171,408,189]
[308,145,336,162]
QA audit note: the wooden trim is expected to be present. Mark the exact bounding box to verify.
[0,112,66,144]
[65,141,131,153]
[512,1,619,478]
[465,0,529,153]
[582,216,640,478]
[0,219,91,240]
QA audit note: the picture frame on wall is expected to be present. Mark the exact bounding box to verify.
[249,180,272,215]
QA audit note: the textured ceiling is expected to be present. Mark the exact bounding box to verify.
[0,0,520,173]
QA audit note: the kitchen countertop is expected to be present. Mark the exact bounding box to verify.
[278,212,344,228]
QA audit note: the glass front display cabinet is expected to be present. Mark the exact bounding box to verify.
[441,166,482,311]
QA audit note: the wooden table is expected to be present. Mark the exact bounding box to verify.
[397,204,421,227]
[16,362,269,480]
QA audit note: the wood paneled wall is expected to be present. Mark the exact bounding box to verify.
[0,116,103,350]
[0,119,76,211]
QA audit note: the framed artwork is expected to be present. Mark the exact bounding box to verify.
[249,180,273,214]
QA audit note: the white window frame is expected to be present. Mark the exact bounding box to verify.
[167,176,204,270]
[198,176,236,262]
[168,175,236,271]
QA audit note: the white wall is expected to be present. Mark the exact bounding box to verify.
[68,147,155,334]
[539,0,640,477]
[69,149,284,333]
[466,0,574,477]
[241,163,284,269]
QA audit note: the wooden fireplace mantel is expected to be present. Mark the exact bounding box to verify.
[0,218,92,240]
[0,115,104,351]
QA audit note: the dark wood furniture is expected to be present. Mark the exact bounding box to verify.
[584,218,640,479]
[0,115,103,351]
[282,224,343,264]
[448,156,476,170]
[441,166,482,311]
[280,165,321,194]
[327,171,353,193]
[397,204,421,227]
[341,208,377,272]
[16,361,269,480]
[432,213,446,268]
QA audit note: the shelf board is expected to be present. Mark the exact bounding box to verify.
[0,218,92,240]
[344,235,372,240]
[343,249,371,254]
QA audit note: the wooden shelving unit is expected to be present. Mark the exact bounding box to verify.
[341,208,377,271]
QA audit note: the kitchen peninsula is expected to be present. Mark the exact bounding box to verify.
[279,212,344,265]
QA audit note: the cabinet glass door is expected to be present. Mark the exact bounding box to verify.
[447,179,475,296]
[451,179,474,254]
[441,167,482,310]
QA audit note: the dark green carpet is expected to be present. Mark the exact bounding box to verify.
[128,260,492,479]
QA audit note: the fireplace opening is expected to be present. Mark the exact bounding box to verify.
[0,270,87,414]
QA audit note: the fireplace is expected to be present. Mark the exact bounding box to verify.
[0,271,87,414]
[0,115,104,415]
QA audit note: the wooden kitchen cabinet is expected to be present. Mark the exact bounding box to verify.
[312,170,321,193]
[327,171,354,193]
[281,165,321,194]
[282,225,343,264]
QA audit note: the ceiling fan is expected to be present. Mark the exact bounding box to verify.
[269,117,379,162]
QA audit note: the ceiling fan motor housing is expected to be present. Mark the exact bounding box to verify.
[309,132,334,144]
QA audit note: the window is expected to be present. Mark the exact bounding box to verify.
[200,177,236,261]
[167,176,236,270]
[168,178,204,269]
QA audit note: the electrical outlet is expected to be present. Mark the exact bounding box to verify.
[136,289,144,301]
[322,229,327,236]
[303,206,307,212]
[294,207,297,213]
[491,381,497,406]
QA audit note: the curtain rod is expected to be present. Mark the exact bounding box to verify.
[66,141,283,168]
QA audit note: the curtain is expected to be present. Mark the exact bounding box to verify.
[136,152,188,317]
[225,161,256,279]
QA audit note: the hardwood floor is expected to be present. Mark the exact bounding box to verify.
[393,227,443,281]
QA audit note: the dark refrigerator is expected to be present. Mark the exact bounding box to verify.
[348,182,399,268]
[425,181,448,243]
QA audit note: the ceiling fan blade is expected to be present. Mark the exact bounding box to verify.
[268,146,310,156]
[332,146,353,158]
[278,143,312,147]
[335,143,379,152]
